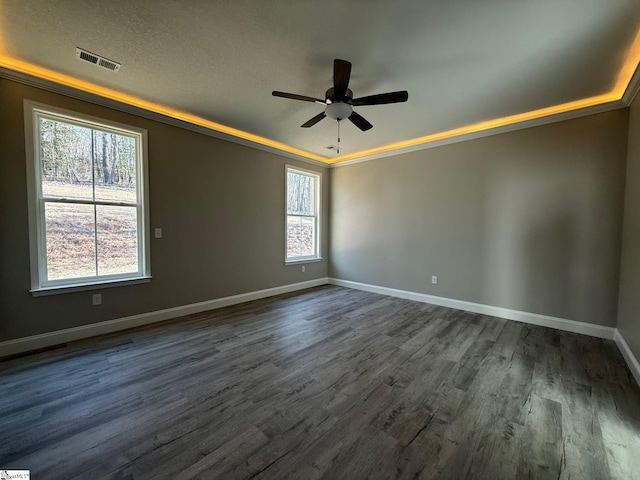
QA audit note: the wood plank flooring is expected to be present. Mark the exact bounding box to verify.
[1,285,639,479]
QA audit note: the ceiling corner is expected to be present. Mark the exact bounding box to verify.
[622,62,640,105]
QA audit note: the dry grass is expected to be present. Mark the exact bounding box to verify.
[287,217,314,258]
[43,178,136,203]
[43,180,313,278]
[43,180,138,280]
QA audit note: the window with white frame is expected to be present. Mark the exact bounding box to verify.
[24,102,150,293]
[286,166,320,262]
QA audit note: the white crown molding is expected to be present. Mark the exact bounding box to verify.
[622,62,640,105]
[328,278,616,339]
[330,99,627,168]
[614,329,640,387]
[0,277,328,359]
[0,67,328,168]
[1,66,633,170]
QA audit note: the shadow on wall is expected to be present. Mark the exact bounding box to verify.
[481,160,600,322]
[329,114,623,328]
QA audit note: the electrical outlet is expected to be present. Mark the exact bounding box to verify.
[92,293,102,305]
[302,265,306,273]
[154,228,163,239]
[431,276,438,285]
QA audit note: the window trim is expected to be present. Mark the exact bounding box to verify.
[24,100,151,295]
[285,165,321,264]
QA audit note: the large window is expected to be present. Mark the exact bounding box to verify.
[286,166,320,262]
[25,101,150,293]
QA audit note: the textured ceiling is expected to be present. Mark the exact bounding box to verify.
[1,0,640,163]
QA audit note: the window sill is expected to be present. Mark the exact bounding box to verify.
[31,276,152,297]
[285,257,323,265]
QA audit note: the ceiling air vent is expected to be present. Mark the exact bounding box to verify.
[75,47,121,72]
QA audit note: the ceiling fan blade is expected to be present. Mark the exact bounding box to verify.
[333,59,352,99]
[272,91,326,105]
[301,112,326,128]
[348,111,373,131]
[351,91,408,106]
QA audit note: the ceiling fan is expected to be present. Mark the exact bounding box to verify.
[272,59,408,132]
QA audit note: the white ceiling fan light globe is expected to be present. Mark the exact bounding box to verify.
[325,102,352,121]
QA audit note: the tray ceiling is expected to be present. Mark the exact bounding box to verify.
[1,0,640,164]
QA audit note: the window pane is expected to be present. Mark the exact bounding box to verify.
[93,131,137,203]
[287,215,315,258]
[45,202,96,280]
[40,118,93,200]
[287,172,315,216]
[97,205,138,275]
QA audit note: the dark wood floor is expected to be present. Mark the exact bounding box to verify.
[1,286,639,479]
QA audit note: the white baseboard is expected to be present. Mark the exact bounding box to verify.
[4,275,631,378]
[614,329,640,387]
[0,278,329,359]
[328,278,616,340]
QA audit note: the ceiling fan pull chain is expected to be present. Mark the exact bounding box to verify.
[337,120,341,154]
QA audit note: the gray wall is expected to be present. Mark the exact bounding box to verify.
[330,110,629,326]
[0,79,329,342]
[1,75,635,345]
[618,94,640,359]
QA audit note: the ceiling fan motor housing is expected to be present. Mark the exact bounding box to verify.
[325,87,353,103]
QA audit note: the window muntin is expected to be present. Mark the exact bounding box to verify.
[286,166,320,261]
[26,102,149,292]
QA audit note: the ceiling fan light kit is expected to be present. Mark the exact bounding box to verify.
[273,59,409,152]
[326,102,352,121]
